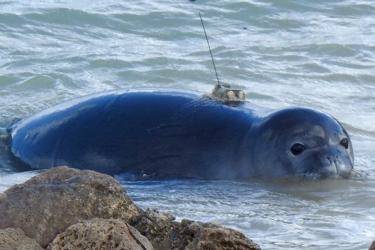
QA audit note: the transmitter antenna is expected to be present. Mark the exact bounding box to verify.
[199,12,246,105]
[199,12,220,86]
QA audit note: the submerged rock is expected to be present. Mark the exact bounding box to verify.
[48,218,153,250]
[0,166,140,247]
[131,209,260,250]
[0,228,43,250]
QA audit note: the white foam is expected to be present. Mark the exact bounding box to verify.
[0,171,39,193]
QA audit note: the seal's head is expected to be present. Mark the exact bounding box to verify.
[250,108,354,179]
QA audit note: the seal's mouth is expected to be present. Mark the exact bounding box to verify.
[296,172,349,180]
[300,165,353,180]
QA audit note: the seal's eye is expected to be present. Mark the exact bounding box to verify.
[340,138,349,149]
[290,143,305,156]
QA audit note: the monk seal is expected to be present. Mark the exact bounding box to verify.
[8,90,354,179]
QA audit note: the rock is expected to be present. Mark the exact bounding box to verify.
[48,219,153,250]
[0,167,260,249]
[131,209,260,250]
[0,166,140,247]
[130,209,175,249]
[177,220,260,250]
[369,241,375,250]
[0,228,43,250]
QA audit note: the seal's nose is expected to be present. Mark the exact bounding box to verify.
[319,155,352,178]
[319,156,338,178]
[334,158,352,178]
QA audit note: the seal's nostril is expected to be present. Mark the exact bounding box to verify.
[319,156,340,178]
[326,156,332,164]
[334,159,353,178]
[333,159,339,174]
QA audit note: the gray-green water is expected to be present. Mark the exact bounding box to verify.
[0,1,374,249]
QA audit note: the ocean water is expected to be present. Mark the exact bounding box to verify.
[0,1,374,249]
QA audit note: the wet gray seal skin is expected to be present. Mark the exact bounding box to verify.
[9,91,354,180]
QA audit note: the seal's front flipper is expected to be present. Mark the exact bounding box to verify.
[1,117,22,147]
[0,127,10,143]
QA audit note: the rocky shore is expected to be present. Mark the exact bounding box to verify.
[0,166,260,250]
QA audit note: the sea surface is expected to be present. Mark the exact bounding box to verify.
[0,1,374,249]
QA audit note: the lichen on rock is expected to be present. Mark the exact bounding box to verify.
[131,209,260,250]
[0,228,43,250]
[48,218,153,250]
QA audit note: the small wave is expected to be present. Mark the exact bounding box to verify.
[0,13,29,28]
[24,8,110,27]
[341,122,375,138]
[17,75,55,90]
[330,3,375,17]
